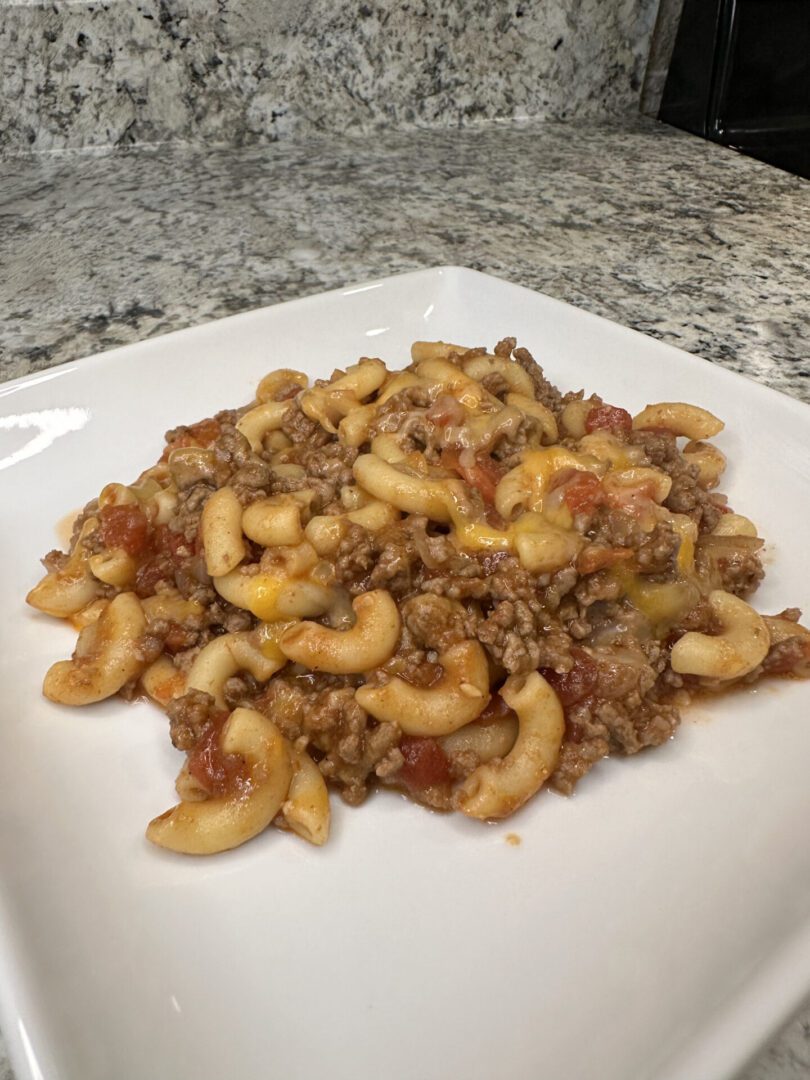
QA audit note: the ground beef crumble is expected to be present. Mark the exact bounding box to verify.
[631,430,725,533]
[168,689,220,751]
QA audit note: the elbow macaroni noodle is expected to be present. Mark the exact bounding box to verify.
[355,640,491,736]
[456,672,565,820]
[27,336,810,855]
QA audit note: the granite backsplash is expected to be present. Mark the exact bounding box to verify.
[1,0,660,152]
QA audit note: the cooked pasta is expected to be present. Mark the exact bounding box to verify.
[28,337,810,854]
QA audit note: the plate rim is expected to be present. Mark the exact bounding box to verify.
[2,265,809,424]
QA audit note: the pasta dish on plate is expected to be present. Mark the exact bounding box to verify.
[27,338,810,854]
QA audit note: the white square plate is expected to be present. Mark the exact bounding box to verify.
[2,267,810,1080]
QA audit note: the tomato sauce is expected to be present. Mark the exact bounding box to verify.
[475,691,516,726]
[134,555,172,598]
[187,713,249,797]
[160,417,222,461]
[441,447,505,505]
[99,505,151,556]
[540,647,598,707]
[154,523,202,565]
[132,522,201,598]
[562,473,605,515]
[398,736,452,790]
[585,404,633,435]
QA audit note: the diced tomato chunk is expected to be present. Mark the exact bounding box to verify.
[441,447,505,505]
[398,736,452,790]
[99,504,150,556]
[187,713,248,797]
[585,405,633,435]
[134,555,171,597]
[161,436,189,460]
[160,417,221,460]
[562,472,605,515]
[540,647,598,707]
[154,523,200,565]
[188,418,221,445]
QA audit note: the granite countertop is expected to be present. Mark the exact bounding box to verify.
[2,116,809,402]
[2,115,810,1080]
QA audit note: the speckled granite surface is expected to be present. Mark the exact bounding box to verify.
[1,117,810,1080]
[1,0,658,151]
[2,117,808,404]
